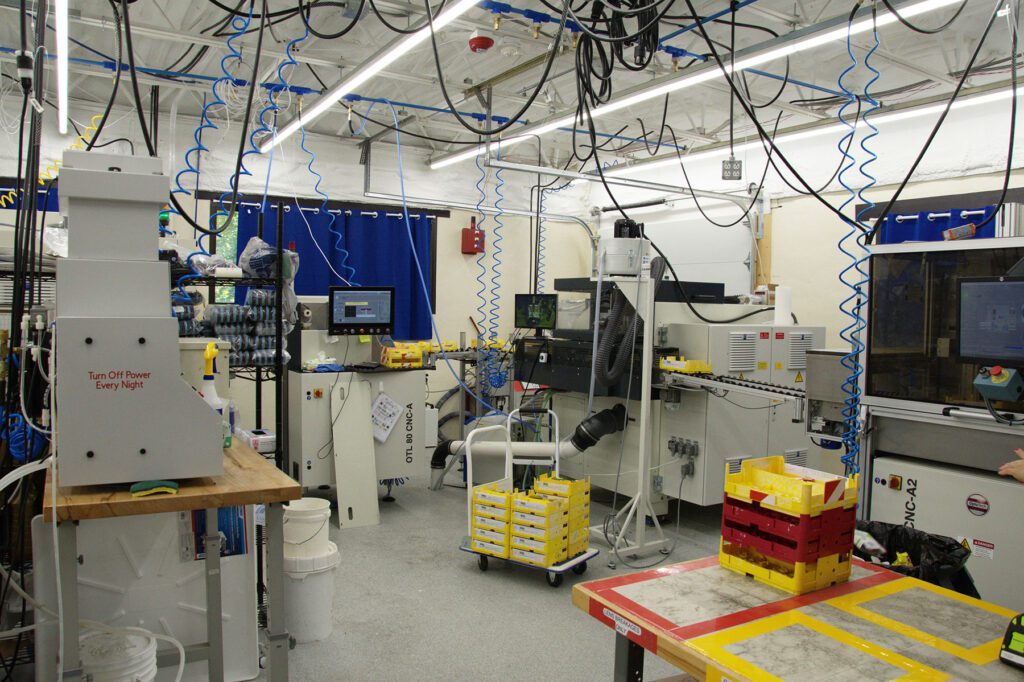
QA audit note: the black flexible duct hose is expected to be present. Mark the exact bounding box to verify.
[594,255,667,387]
[430,403,628,469]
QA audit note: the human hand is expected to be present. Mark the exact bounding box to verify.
[998,448,1024,484]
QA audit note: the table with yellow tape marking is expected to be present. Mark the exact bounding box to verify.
[572,555,1023,682]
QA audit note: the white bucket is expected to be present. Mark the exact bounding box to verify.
[79,631,157,682]
[284,497,332,558]
[284,541,340,643]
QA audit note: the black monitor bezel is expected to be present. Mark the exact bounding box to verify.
[957,275,1024,366]
[514,293,559,331]
[327,286,396,336]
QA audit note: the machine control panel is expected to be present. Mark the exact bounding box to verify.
[973,366,1024,402]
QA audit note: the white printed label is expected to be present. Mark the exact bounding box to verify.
[603,608,641,637]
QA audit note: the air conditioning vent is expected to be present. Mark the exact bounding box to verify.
[788,333,814,370]
[784,449,808,467]
[728,332,757,372]
[725,455,753,474]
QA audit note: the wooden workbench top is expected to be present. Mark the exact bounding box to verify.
[43,441,301,521]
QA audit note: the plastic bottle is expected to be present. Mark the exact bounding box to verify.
[198,342,232,448]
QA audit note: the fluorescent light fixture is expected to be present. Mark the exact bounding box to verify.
[55,0,69,135]
[429,0,963,170]
[606,86,1023,176]
[261,0,480,152]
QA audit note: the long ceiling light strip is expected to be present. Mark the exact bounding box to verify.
[608,86,1024,177]
[260,0,481,153]
[429,0,963,170]
[55,0,69,134]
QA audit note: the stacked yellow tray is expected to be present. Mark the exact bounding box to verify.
[535,474,591,558]
[471,482,515,559]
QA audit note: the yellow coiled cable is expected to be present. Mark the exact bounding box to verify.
[37,113,106,185]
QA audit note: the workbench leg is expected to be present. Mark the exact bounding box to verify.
[614,633,644,682]
[58,521,83,680]
[205,508,224,682]
[265,502,290,681]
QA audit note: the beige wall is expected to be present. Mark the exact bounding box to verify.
[768,169,1024,346]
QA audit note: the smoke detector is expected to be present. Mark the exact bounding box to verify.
[499,36,520,59]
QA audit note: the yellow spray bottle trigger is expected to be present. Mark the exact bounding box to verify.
[204,342,218,378]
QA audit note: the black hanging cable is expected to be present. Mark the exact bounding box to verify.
[869,0,1007,238]
[84,0,123,151]
[424,0,568,136]
[680,0,865,232]
[123,0,267,236]
[665,117,777,229]
[881,0,969,34]
[300,0,367,39]
[728,0,736,156]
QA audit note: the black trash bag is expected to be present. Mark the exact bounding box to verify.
[855,520,981,599]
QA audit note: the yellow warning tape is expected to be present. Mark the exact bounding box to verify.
[825,577,1015,666]
[689,610,948,681]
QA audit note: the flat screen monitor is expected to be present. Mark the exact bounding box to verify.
[514,294,558,330]
[328,286,395,336]
[959,277,1024,365]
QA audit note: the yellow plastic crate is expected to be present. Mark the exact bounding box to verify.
[719,539,852,595]
[724,456,858,517]
[472,538,510,559]
[473,502,511,522]
[659,356,712,374]
[511,522,567,541]
[511,532,568,556]
[534,474,591,499]
[511,509,566,529]
[569,527,589,545]
[472,515,508,533]
[513,491,567,516]
[568,504,591,528]
[510,544,568,568]
[569,540,589,557]
[471,526,509,546]
[473,483,515,509]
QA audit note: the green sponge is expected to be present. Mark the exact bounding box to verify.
[129,480,179,497]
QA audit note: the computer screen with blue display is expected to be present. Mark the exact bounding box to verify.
[328,286,394,336]
[959,278,1024,364]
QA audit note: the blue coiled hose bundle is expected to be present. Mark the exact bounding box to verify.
[472,148,496,396]
[170,7,253,303]
[835,5,880,476]
[485,151,507,390]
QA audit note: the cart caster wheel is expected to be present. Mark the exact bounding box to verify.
[478,555,489,572]
[546,572,563,587]
[572,562,588,575]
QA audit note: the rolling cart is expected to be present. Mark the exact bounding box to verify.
[459,412,599,588]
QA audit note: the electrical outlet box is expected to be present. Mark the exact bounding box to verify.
[721,156,742,181]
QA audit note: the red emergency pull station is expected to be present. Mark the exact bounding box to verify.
[461,216,485,254]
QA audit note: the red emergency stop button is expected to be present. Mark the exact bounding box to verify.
[992,366,1004,377]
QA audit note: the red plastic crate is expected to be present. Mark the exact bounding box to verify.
[721,493,855,564]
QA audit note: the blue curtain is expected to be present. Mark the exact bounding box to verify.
[236,204,433,340]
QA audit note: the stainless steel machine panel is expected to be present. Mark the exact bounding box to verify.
[870,456,1024,611]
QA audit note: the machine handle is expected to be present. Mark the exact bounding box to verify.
[942,407,999,423]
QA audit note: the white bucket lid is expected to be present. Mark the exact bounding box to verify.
[283,541,340,576]
[285,497,331,514]
[80,631,157,672]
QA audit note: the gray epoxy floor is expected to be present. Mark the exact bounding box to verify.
[286,481,722,682]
